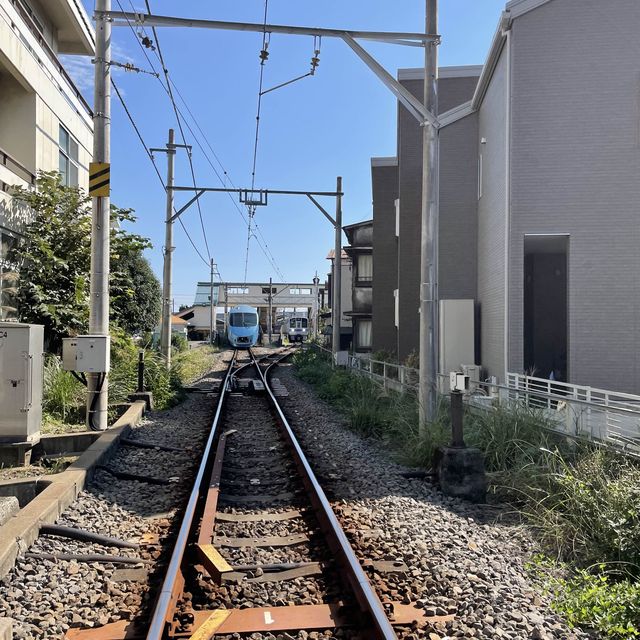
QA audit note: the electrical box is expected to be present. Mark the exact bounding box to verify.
[334,350,349,366]
[62,335,110,373]
[461,364,481,393]
[450,371,470,393]
[0,323,44,443]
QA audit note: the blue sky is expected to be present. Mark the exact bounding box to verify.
[74,1,505,308]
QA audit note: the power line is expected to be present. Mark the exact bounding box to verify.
[117,0,284,280]
[144,0,212,263]
[111,78,211,269]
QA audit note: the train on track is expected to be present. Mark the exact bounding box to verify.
[286,316,309,343]
[226,305,260,348]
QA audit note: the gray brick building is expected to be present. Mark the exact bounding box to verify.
[369,0,640,394]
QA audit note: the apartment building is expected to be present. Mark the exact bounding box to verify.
[326,249,353,350]
[371,0,640,394]
[0,0,94,315]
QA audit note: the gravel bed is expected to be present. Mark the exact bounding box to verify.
[0,360,225,639]
[274,362,591,640]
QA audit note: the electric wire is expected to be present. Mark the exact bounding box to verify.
[244,0,270,284]
[111,78,211,269]
[118,0,285,281]
[144,0,212,264]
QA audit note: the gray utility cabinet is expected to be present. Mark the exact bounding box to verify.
[0,323,44,443]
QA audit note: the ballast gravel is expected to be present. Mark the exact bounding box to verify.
[0,363,223,639]
[274,362,591,640]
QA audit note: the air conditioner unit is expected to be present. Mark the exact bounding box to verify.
[461,364,481,392]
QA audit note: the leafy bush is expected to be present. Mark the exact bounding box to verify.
[42,355,85,423]
[529,557,640,639]
[171,333,188,353]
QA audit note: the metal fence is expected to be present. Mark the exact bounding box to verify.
[308,345,640,453]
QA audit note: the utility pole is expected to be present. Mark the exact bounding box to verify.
[160,129,176,368]
[332,176,343,360]
[209,258,215,345]
[224,284,229,333]
[419,0,439,430]
[313,273,320,339]
[267,276,273,344]
[87,0,111,431]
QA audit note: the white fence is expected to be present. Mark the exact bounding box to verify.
[506,373,640,452]
[308,345,640,453]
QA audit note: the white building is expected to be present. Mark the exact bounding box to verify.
[0,0,94,314]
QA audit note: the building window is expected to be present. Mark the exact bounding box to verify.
[356,319,372,350]
[228,286,249,294]
[290,288,311,295]
[477,153,483,200]
[262,287,276,294]
[356,254,373,285]
[394,199,400,237]
[59,124,79,187]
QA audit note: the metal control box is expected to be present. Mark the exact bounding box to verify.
[62,335,110,373]
[0,322,44,443]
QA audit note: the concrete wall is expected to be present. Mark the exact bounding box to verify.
[371,161,399,355]
[397,72,480,360]
[477,47,508,381]
[508,0,640,393]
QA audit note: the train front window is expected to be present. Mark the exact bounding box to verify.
[230,313,257,327]
[290,318,308,329]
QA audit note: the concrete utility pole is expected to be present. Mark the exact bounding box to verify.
[267,276,273,344]
[313,273,320,339]
[209,258,215,345]
[419,0,440,430]
[332,176,343,359]
[160,129,176,367]
[88,0,111,431]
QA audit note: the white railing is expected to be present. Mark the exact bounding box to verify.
[308,345,640,454]
[346,354,418,393]
[506,373,640,452]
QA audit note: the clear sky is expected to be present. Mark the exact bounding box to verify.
[72,1,505,309]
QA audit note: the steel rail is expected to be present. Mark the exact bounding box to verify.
[145,352,239,640]
[145,349,271,639]
[252,351,398,640]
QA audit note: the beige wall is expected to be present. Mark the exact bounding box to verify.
[0,0,93,233]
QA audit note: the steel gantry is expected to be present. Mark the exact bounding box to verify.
[93,3,441,428]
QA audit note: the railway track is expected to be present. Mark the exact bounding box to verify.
[66,348,442,640]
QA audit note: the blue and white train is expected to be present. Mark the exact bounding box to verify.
[227,305,260,348]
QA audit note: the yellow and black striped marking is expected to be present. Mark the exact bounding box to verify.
[89,162,110,197]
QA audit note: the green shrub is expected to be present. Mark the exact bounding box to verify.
[529,557,640,639]
[42,355,85,423]
[171,332,188,353]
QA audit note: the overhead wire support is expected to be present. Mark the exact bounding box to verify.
[117,0,285,280]
[144,0,213,263]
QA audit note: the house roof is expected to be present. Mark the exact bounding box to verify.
[342,219,373,232]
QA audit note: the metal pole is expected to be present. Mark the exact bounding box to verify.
[419,0,439,431]
[332,176,342,361]
[224,284,228,335]
[450,390,465,448]
[313,273,320,339]
[268,276,273,344]
[209,258,214,345]
[87,0,111,431]
[160,129,175,367]
[137,351,145,393]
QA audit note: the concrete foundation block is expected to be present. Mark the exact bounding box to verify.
[0,497,19,526]
[436,446,487,504]
[128,392,153,411]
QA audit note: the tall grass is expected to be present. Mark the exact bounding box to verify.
[43,355,85,423]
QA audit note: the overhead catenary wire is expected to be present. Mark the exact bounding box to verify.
[144,0,212,264]
[111,78,211,269]
[244,0,270,284]
[120,0,285,281]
